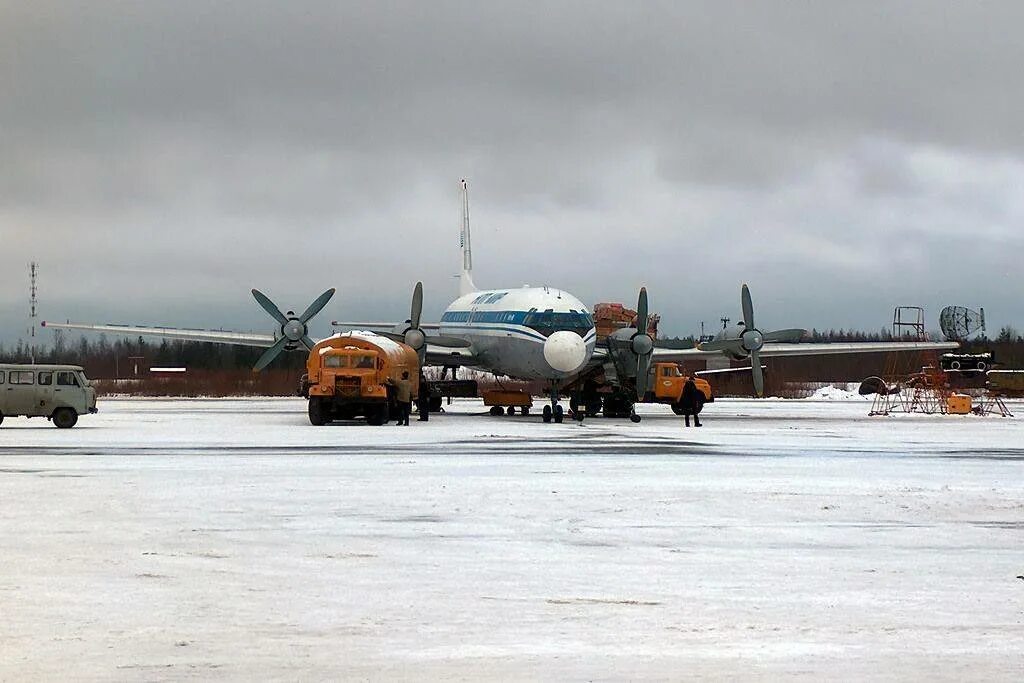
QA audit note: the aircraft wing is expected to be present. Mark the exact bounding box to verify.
[41,321,277,347]
[332,322,442,330]
[424,344,482,368]
[642,340,959,363]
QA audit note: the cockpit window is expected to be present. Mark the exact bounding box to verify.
[523,311,595,337]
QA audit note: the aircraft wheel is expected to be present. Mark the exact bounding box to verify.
[553,405,564,424]
[53,408,78,429]
[542,405,552,423]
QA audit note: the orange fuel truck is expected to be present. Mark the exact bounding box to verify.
[300,333,420,426]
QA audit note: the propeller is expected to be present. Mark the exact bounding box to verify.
[631,287,655,400]
[251,288,336,371]
[402,281,428,363]
[698,284,806,397]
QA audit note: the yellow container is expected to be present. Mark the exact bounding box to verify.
[946,394,972,415]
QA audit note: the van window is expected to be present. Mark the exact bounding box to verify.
[57,371,80,387]
[11,371,35,385]
[39,371,53,385]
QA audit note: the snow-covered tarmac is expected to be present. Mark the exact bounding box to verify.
[2,397,1022,680]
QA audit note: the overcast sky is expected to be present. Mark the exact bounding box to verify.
[3,1,1022,347]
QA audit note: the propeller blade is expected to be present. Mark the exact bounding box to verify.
[252,289,289,326]
[636,354,651,400]
[750,350,764,397]
[698,339,742,352]
[300,335,316,351]
[741,283,755,330]
[370,331,406,344]
[410,281,423,330]
[253,336,290,372]
[298,288,336,325]
[763,328,806,343]
[635,287,648,334]
[427,335,472,348]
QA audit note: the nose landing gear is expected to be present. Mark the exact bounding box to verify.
[542,383,577,424]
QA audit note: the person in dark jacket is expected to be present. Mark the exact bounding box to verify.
[416,373,430,421]
[680,376,703,427]
[394,371,413,426]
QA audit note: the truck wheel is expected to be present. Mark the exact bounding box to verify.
[520,406,530,416]
[506,406,516,416]
[366,404,389,426]
[489,406,503,416]
[308,398,327,426]
[671,403,686,416]
[585,399,602,417]
[52,408,78,429]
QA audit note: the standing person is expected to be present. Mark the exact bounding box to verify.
[394,371,413,426]
[416,373,430,422]
[680,376,703,427]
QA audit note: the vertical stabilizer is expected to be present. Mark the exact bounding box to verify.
[459,178,479,295]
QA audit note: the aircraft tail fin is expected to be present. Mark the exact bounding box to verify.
[459,178,478,296]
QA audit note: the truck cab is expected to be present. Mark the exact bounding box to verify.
[0,364,97,428]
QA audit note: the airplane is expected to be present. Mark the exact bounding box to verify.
[44,179,958,424]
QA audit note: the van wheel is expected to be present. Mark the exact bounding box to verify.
[52,408,78,429]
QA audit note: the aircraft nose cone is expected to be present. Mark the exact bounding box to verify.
[543,330,588,373]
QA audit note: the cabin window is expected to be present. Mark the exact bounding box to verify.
[11,371,35,385]
[324,355,348,368]
[0,371,5,384]
[38,371,53,385]
[354,355,375,369]
[57,371,79,387]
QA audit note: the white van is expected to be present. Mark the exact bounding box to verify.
[0,364,97,428]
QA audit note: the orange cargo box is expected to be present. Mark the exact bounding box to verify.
[947,394,972,415]
[482,389,533,407]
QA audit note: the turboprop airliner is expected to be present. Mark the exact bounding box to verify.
[44,179,957,423]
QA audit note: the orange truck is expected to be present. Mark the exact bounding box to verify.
[647,362,713,415]
[300,333,420,426]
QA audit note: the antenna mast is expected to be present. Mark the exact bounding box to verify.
[29,262,38,364]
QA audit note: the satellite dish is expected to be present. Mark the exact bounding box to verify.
[939,306,985,341]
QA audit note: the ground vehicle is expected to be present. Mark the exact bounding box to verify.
[646,362,713,414]
[0,364,97,428]
[300,333,420,426]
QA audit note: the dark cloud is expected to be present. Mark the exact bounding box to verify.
[3,1,1023,347]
